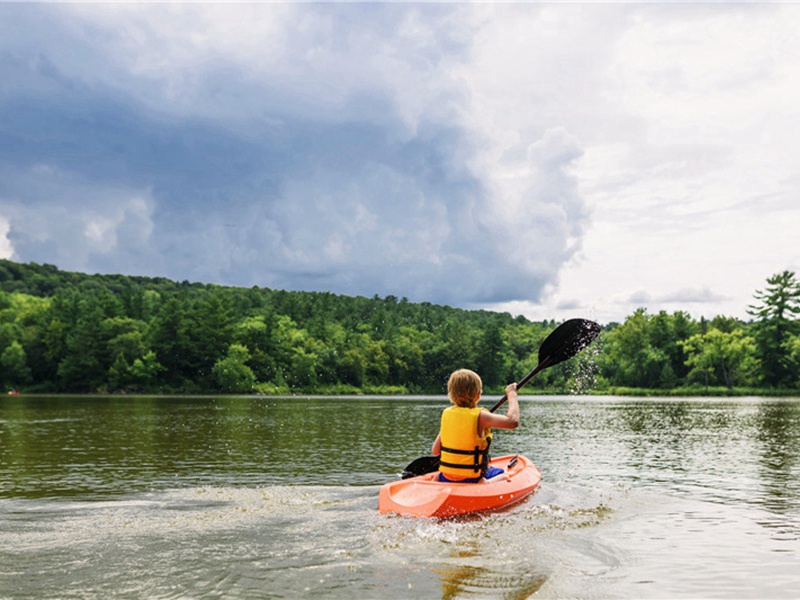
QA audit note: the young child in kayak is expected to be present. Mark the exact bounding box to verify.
[431,369,519,483]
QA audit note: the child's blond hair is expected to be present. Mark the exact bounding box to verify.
[447,369,482,408]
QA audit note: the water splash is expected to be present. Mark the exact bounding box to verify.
[568,334,602,395]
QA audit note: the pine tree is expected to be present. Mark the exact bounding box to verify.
[747,271,800,387]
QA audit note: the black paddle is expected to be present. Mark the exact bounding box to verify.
[401,318,601,479]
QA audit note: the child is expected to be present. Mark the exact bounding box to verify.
[431,368,520,483]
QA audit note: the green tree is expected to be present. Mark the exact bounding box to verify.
[748,271,800,387]
[680,328,760,389]
[213,344,256,393]
[783,333,800,388]
[149,296,187,386]
[102,317,148,363]
[232,314,280,384]
[287,347,318,389]
[363,336,390,385]
[475,323,506,388]
[650,310,697,384]
[129,351,166,390]
[601,309,672,388]
[107,355,134,392]
[385,326,429,390]
[1,341,32,389]
[0,322,20,354]
[56,293,108,391]
[174,293,234,387]
[3,293,53,386]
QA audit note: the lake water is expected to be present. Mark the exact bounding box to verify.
[1,395,799,599]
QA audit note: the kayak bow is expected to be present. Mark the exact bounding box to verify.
[378,454,541,518]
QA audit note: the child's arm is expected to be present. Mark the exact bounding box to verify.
[479,383,520,431]
[431,433,442,455]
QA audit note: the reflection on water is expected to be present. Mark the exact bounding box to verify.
[755,401,800,521]
[1,395,442,496]
[435,562,547,600]
[1,395,799,598]
[4,395,798,503]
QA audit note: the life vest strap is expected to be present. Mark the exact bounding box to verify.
[440,440,491,473]
[439,445,481,456]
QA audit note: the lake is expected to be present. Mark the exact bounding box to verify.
[1,395,799,599]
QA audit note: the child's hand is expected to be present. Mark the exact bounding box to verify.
[506,382,518,395]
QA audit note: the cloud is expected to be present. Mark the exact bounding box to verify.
[625,287,728,307]
[0,164,160,275]
[0,216,11,259]
[0,3,592,308]
[658,287,730,305]
[6,2,798,323]
[625,291,652,306]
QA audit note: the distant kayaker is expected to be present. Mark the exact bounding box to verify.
[431,368,519,483]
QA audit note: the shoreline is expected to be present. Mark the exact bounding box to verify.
[7,388,800,399]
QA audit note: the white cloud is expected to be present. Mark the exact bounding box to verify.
[523,3,800,323]
[0,216,12,259]
[0,165,159,275]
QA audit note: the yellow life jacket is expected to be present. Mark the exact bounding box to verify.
[438,406,492,479]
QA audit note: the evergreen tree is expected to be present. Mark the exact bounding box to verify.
[476,323,506,388]
[748,271,800,387]
[56,293,108,391]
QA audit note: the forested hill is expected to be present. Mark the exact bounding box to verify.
[2,259,799,395]
[0,259,190,298]
[0,259,560,394]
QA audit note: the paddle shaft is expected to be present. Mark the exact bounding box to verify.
[488,355,553,413]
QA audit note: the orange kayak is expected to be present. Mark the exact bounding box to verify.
[378,454,541,518]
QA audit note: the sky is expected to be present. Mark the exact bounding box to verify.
[1,3,799,325]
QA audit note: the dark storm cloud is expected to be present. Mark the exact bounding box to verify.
[0,3,590,307]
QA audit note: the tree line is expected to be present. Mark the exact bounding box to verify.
[1,259,799,395]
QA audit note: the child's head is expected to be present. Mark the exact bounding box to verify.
[447,369,482,408]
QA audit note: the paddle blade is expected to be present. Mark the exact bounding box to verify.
[402,455,440,479]
[538,318,601,369]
